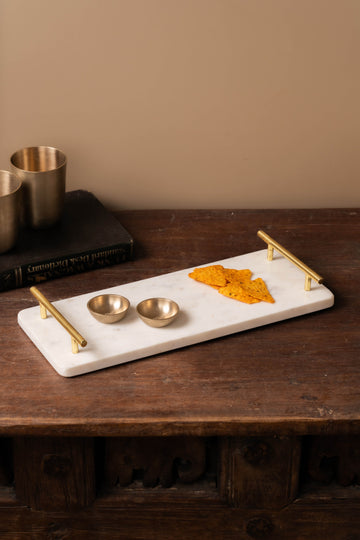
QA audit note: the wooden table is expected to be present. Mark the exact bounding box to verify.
[0,209,359,539]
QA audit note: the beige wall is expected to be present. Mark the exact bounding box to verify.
[1,0,359,210]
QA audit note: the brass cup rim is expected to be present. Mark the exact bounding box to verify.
[10,146,67,173]
[0,170,22,198]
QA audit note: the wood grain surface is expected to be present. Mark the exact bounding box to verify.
[0,209,359,437]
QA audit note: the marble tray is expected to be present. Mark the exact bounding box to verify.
[17,249,334,377]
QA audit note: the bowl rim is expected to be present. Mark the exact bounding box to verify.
[136,297,179,320]
[87,294,130,316]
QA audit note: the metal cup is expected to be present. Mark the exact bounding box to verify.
[10,146,66,229]
[0,170,22,253]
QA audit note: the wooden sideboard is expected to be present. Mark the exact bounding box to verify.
[0,209,359,539]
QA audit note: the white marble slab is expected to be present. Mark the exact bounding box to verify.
[18,249,334,377]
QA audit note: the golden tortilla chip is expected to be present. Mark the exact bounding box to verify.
[189,264,275,304]
[223,268,252,284]
[218,283,261,304]
[240,277,275,303]
[188,265,227,287]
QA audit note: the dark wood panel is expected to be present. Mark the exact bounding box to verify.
[219,436,301,509]
[13,437,95,511]
[1,496,360,539]
[0,432,359,538]
[104,436,208,488]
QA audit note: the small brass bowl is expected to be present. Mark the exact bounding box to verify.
[136,298,179,328]
[87,294,130,324]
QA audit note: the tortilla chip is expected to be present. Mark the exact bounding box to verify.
[223,268,252,284]
[188,265,227,287]
[240,277,275,303]
[189,264,275,304]
[218,283,261,304]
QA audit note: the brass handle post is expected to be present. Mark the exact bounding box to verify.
[257,230,324,291]
[30,286,87,353]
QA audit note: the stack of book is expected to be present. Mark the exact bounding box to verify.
[0,190,133,292]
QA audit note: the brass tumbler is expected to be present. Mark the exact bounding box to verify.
[0,170,22,253]
[10,146,66,229]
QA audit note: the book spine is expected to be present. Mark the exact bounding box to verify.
[0,243,133,292]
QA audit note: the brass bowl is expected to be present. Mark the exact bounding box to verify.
[136,298,179,327]
[87,294,130,324]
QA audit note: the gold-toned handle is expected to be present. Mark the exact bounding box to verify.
[257,230,324,291]
[30,286,87,353]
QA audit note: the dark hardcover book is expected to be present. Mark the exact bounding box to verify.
[0,190,134,292]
